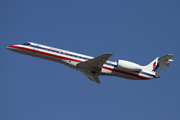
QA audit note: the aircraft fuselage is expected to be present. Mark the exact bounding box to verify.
[7,42,159,83]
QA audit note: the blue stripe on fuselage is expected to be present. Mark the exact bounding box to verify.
[140,71,157,78]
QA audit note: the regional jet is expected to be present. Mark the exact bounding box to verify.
[7,42,174,83]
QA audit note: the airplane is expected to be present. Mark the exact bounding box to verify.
[7,42,174,84]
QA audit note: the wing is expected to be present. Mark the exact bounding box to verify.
[78,53,113,83]
[77,53,113,71]
[82,72,101,84]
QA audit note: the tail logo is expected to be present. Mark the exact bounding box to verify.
[153,61,156,69]
[152,62,159,72]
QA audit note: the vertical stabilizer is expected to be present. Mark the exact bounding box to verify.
[142,54,174,76]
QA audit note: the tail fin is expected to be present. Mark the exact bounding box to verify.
[142,54,174,76]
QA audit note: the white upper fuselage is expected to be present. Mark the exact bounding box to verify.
[7,42,157,81]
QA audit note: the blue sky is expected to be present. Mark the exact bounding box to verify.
[1,0,180,120]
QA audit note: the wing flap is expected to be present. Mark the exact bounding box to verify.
[82,72,101,84]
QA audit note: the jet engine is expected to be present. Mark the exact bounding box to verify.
[117,60,142,71]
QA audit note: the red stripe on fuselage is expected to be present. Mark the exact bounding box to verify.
[9,45,149,80]
[102,66,148,80]
[10,45,82,63]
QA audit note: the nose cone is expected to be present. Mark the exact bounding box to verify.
[6,45,23,54]
[6,46,10,50]
[6,46,13,50]
[6,45,17,52]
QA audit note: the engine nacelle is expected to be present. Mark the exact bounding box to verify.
[117,60,142,71]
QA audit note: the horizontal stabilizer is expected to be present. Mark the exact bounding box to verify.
[166,59,173,66]
[159,54,174,67]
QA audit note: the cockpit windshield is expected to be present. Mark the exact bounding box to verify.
[22,42,30,45]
